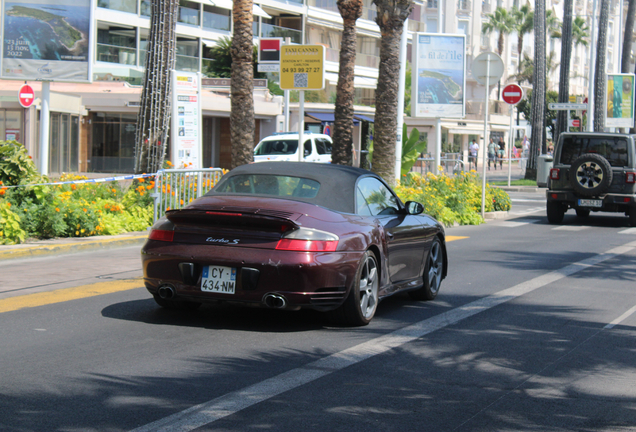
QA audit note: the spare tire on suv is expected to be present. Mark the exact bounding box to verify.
[568,153,613,197]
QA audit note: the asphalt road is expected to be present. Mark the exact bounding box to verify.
[3,191,636,432]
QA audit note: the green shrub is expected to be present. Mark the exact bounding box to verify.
[0,140,41,185]
[0,202,26,244]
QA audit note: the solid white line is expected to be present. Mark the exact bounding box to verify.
[605,304,636,329]
[129,241,636,432]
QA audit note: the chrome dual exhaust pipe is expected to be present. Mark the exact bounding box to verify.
[263,293,287,309]
[158,285,176,300]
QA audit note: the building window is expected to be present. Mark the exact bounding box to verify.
[91,113,137,173]
[176,37,199,72]
[356,36,380,69]
[306,26,341,62]
[140,0,150,16]
[97,0,137,14]
[178,0,200,26]
[97,25,137,65]
[307,0,338,13]
[203,5,231,31]
[426,18,437,33]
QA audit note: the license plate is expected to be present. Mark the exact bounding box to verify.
[201,265,236,294]
[578,199,603,208]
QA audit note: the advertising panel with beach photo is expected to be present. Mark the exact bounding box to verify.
[1,0,93,82]
[412,33,466,118]
[606,74,635,129]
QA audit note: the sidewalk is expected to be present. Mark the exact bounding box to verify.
[0,231,148,261]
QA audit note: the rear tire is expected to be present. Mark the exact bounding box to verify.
[330,251,379,326]
[547,202,565,224]
[629,210,636,227]
[409,237,444,301]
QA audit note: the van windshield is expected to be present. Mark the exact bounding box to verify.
[559,136,629,167]
[255,139,298,156]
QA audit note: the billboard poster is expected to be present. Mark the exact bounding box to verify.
[606,74,635,129]
[1,0,93,82]
[412,33,466,118]
[172,71,201,169]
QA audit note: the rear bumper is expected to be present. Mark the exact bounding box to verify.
[141,240,364,311]
[546,190,636,213]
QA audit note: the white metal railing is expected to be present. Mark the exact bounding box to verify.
[151,168,225,222]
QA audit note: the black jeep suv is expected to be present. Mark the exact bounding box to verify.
[547,132,636,225]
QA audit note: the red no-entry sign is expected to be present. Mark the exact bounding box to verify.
[502,84,523,105]
[18,84,35,108]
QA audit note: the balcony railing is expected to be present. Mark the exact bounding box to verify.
[307,0,338,13]
[203,10,231,32]
[259,23,302,44]
[457,0,470,10]
[178,6,200,26]
[176,55,199,72]
[97,44,137,65]
[355,52,380,69]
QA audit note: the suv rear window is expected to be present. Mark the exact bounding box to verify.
[559,136,629,167]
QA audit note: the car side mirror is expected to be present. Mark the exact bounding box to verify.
[405,201,424,215]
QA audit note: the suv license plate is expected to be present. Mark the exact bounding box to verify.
[201,265,236,294]
[578,199,603,208]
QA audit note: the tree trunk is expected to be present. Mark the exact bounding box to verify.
[622,0,636,74]
[134,0,178,174]
[525,0,545,180]
[332,0,363,166]
[230,0,255,169]
[372,0,412,185]
[593,0,610,132]
[555,0,573,143]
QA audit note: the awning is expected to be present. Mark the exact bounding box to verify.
[306,111,334,123]
[202,39,216,48]
[354,114,374,123]
[448,129,483,135]
[354,76,377,89]
[209,0,271,18]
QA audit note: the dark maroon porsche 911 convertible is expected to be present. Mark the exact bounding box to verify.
[142,162,447,326]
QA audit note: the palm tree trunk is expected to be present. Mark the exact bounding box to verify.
[230,0,255,168]
[332,0,363,166]
[623,0,636,74]
[372,0,412,184]
[525,0,545,180]
[134,0,178,174]
[555,0,573,143]
[593,0,610,132]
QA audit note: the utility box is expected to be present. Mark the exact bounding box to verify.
[537,154,553,187]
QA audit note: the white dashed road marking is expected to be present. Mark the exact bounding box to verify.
[619,228,636,235]
[552,225,590,231]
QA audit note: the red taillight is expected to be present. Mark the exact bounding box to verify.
[626,172,636,184]
[551,193,559,199]
[275,239,338,252]
[550,168,560,180]
[148,229,174,242]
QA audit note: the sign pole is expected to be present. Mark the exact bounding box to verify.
[298,90,304,162]
[481,54,490,218]
[508,104,513,186]
[39,82,51,176]
[284,37,291,132]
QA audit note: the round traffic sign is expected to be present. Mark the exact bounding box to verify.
[472,52,504,86]
[18,84,35,108]
[502,84,523,105]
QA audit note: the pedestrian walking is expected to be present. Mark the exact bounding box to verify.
[469,139,479,171]
[497,137,505,168]
[487,138,497,170]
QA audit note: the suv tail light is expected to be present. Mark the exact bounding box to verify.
[275,228,339,252]
[626,172,636,184]
[550,168,560,180]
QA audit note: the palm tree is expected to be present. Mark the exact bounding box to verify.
[545,9,562,39]
[134,0,179,174]
[371,0,412,184]
[482,7,515,56]
[331,0,363,166]
[593,0,610,131]
[525,0,546,180]
[572,16,590,49]
[555,0,573,143]
[230,0,255,168]
[512,2,533,75]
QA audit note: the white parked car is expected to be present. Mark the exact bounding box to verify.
[254,132,333,163]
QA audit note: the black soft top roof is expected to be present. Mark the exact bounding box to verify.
[209,162,380,213]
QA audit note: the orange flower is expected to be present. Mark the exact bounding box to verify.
[138,178,145,183]
[0,190,4,196]
[55,208,60,212]
[166,161,173,167]
[6,203,10,208]
[83,208,87,212]
[112,188,117,193]
[71,184,77,190]
[180,199,184,205]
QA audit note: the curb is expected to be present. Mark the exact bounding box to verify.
[0,233,148,261]
[484,211,510,220]
[494,186,546,193]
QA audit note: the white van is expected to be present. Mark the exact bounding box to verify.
[253,132,333,163]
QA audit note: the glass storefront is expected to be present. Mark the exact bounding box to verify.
[90,113,137,173]
[0,110,23,143]
[48,114,79,174]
